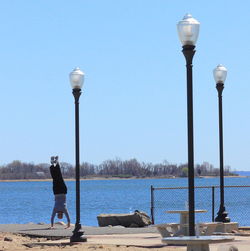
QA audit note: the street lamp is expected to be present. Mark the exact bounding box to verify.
[69,67,87,242]
[213,64,230,223]
[177,14,200,236]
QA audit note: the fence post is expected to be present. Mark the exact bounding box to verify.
[150,185,155,224]
[212,186,215,222]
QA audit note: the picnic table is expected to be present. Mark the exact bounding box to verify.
[162,235,234,251]
[166,209,207,236]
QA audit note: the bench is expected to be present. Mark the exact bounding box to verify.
[154,223,180,237]
[198,222,238,236]
[198,222,220,235]
[156,223,217,237]
[157,222,238,237]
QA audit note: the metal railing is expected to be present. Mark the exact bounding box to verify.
[150,185,250,226]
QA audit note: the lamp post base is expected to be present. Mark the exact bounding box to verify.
[70,224,87,243]
[215,206,230,223]
[70,231,87,243]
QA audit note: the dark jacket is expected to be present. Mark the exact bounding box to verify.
[50,164,67,194]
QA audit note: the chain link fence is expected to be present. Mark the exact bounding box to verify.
[150,185,250,226]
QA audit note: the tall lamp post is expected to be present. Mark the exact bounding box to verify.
[213,64,230,223]
[177,14,200,236]
[69,67,87,242]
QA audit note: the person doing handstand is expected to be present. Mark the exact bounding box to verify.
[50,156,70,229]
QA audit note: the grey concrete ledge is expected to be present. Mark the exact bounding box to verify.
[0,224,158,238]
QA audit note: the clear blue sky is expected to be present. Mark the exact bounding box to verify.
[0,0,249,170]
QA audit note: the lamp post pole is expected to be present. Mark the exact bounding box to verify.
[183,44,195,236]
[69,67,87,242]
[177,14,200,236]
[214,65,230,223]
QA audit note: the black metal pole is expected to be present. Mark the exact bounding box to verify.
[70,88,87,242]
[182,45,195,236]
[150,185,155,224]
[215,83,230,223]
[212,186,215,222]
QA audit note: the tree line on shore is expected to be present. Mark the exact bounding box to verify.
[0,159,236,180]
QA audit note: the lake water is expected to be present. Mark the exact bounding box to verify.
[0,177,250,226]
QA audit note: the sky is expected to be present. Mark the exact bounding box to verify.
[0,0,250,170]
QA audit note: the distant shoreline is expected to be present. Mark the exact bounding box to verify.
[0,175,246,182]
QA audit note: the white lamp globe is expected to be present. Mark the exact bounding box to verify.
[69,67,84,89]
[177,14,200,46]
[213,64,227,84]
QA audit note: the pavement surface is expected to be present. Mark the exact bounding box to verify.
[1,224,250,250]
[0,223,158,238]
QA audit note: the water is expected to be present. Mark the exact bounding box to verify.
[234,171,250,176]
[0,177,250,226]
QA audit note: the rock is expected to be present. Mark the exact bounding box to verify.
[4,237,13,242]
[97,210,152,227]
[37,222,45,225]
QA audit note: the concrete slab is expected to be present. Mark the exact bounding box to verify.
[215,222,239,233]
[162,236,234,251]
[1,224,250,251]
[20,234,250,251]
[0,223,158,238]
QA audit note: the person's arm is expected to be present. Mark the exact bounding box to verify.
[50,208,56,229]
[63,208,71,228]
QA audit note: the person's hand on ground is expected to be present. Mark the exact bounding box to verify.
[65,223,71,229]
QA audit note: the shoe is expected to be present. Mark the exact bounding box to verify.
[55,156,59,164]
[50,156,55,165]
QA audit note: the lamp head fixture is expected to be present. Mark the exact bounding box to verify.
[69,67,84,89]
[177,14,200,46]
[213,64,227,84]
